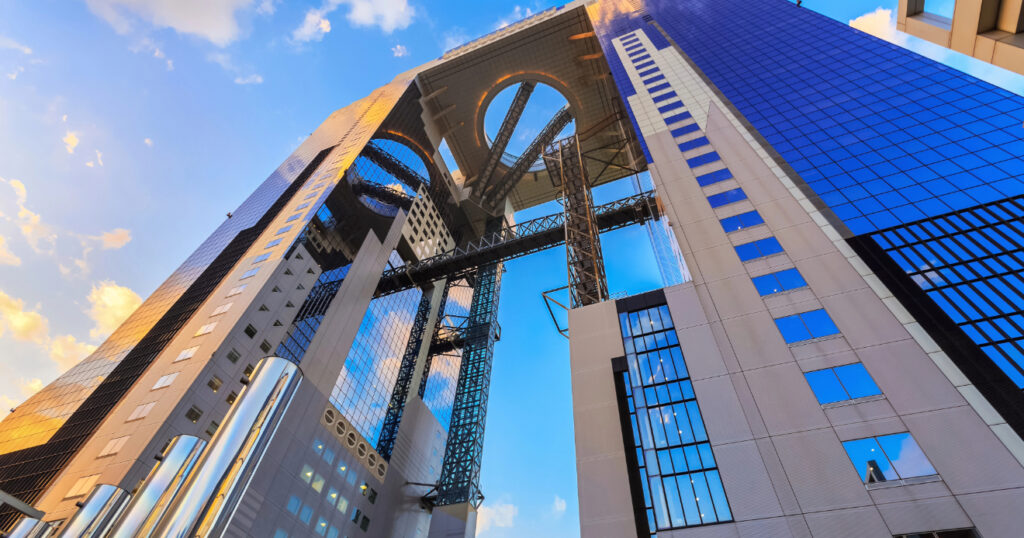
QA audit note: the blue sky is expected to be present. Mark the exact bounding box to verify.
[0,0,1023,536]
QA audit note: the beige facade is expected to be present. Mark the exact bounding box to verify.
[898,0,1024,75]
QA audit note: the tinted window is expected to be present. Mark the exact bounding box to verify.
[774,309,840,343]
[707,188,746,208]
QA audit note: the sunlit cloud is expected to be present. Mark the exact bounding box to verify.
[0,36,32,55]
[476,501,517,535]
[256,0,277,16]
[63,130,80,154]
[0,236,21,266]
[18,378,44,397]
[207,52,262,85]
[292,0,415,44]
[443,28,470,51]
[144,137,153,147]
[131,37,175,71]
[49,334,97,371]
[83,0,257,47]
[391,44,408,57]
[88,280,142,340]
[96,228,131,249]
[0,290,50,345]
[6,66,25,80]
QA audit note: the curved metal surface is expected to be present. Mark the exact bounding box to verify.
[152,357,301,538]
[107,435,207,538]
[57,484,130,538]
[4,518,54,538]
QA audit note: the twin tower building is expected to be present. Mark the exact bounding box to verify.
[2,1,1024,537]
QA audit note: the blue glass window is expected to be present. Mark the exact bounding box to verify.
[285,213,303,223]
[286,495,301,515]
[252,253,271,264]
[842,433,937,483]
[298,504,313,524]
[664,112,692,125]
[687,151,720,168]
[618,304,732,530]
[774,309,840,343]
[659,101,684,114]
[240,267,260,280]
[707,188,746,208]
[638,68,659,78]
[696,168,733,187]
[678,137,710,153]
[805,363,882,404]
[751,268,806,295]
[265,238,283,249]
[644,74,666,85]
[276,225,292,236]
[648,82,671,93]
[719,211,764,232]
[653,91,678,103]
[734,237,783,261]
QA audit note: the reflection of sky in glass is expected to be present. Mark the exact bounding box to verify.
[843,433,936,483]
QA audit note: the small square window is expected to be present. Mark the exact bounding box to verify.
[298,504,313,524]
[286,495,301,515]
[337,495,349,514]
[707,188,746,208]
[266,238,283,249]
[774,309,840,344]
[210,303,233,317]
[244,325,258,338]
[208,376,223,392]
[260,340,272,353]
[64,474,100,499]
[805,363,882,404]
[240,268,260,280]
[226,391,238,405]
[226,285,247,297]
[360,516,369,531]
[720,210,764,232]
[206,420,219,436]
[152,372,179,390]
[367,488,377,504]
[252,253,271,264]
[300,464,314,484]
[311,473,325,493]
[276,225,293,236]
[751,268,807,296]
[175,346,199,362]
[286,213,302,223]
[315,516,328,536]
[98,435,130,458]
[842,432,936,483]
[226,348,241,363]
[194,322,217,337]
[126,401,156,422]
[244,364,255,378]
[185,405,203,423]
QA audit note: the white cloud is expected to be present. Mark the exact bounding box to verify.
[292,0,415,43]
[476,502,517,535]
[85,161,95,168]
[0,36,32,55]
[63,131,80,154]
[49,334,97,371]
[84,0,257,47]
[131,37,176,71]
[0,290,50,344]
[61,114,68,123]
[0,236,21,266]
[495,6,534,30]
[234,73,263,84]
[6,66,24,80]
[96,228,132,249]
[18,378,44,397]
[17,205,57,254]
[144,137,153,147]
[256,0,276,15]
[88,280,142,339]
[443,28,469,51]
[95,150,104,166]
[391,44,408,57]
[849,8,903,44]
[551,495,566,516]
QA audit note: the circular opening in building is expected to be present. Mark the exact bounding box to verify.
[484,82,575,172]
[349,138,431,216]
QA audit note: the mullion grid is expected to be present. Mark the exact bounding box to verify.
[619,305,731,532]
[872,198,1024,386]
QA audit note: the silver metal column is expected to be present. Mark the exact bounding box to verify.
[107,435,207,538]
[152,356,302,538]
[3,518,54,538]
[57,485,130,538]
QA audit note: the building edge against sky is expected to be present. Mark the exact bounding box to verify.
[1,1,1024,537]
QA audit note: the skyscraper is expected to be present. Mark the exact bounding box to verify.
[1,1,1023,537]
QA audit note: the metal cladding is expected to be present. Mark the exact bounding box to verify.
[106,435,207,538]
[152,357,301,538]
[56,485,130,538]
[4,518,54,538]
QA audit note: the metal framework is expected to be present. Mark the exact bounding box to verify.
[418,279,453,398]
[376,286,436,461]
[481,104,574,212]
[545,135,608,307]
[351,180,415,211]
[433,220,504,507]
[360,142,428,192]
[377,191,658,296]
[474,81,536,192]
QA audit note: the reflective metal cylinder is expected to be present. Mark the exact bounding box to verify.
[153,357,302,538]
[57,484,130,538]
[4,517,54,538]
[107,435,207,538]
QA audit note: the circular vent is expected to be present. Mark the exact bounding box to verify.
[324,408,335,424]
[356,442,367,458]
[335,422,346,437]
[377,463,387,478]
[367,453,377,468]
[346,431,357,448]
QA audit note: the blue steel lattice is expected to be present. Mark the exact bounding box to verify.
[434,222,503,507]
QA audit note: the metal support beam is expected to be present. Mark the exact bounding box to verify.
[434,219,504,507]
[418,279,453,398]
[376,191,659,296]
[481,104,573,212]
[351,180,415,211]
[473,81,536,192]
[360,142,428,193]
[544,135,608,308]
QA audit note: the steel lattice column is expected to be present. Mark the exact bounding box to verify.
[545,135,609,307]
[376,285,437,461]
[434,220,503,507]
[418,279,453,398]
[474,81,536,192]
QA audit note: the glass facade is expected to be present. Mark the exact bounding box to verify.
[617,304,731,533]
[422,280,474,431]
